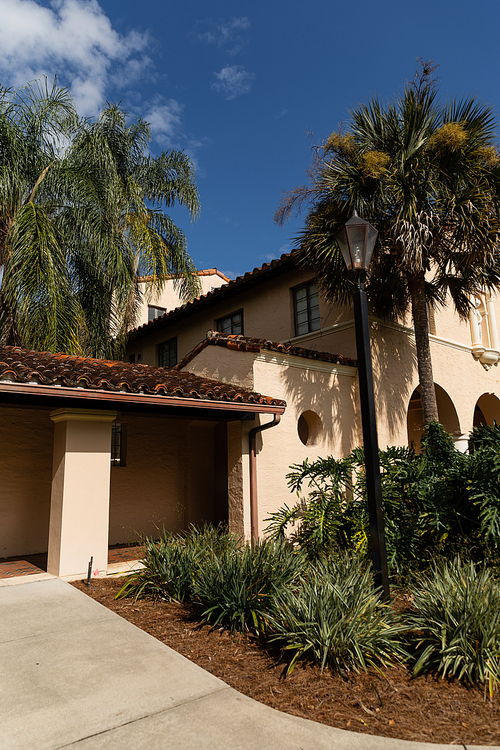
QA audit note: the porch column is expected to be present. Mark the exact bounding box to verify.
[47,408,117,578]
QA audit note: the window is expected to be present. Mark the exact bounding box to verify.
[111,423,126,467]
[293,282,320,336]
[148,305,166,322]
[158,337,177,367]
[216,310,243,335]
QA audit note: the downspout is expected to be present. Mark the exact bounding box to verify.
[249,414,281,544]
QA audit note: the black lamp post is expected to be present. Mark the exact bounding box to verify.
[334,211,390,600]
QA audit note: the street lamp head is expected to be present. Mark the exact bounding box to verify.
[333,210,378,272]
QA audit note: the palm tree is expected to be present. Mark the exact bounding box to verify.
[276,66,500,424]
[0,79,200,358]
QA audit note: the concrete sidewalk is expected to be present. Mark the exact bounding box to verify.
[0,578,495,750]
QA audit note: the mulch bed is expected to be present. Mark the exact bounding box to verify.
[72,577,500,746]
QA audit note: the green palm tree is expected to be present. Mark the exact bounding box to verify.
[0,79,200,358]
[276,68,500,424]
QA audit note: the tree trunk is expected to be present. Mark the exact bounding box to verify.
[408,271,439,424]
[0,288,20,347]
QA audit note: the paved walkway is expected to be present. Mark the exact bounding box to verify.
[0,577,495,750]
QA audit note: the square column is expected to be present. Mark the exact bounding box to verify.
[47,409,117,578]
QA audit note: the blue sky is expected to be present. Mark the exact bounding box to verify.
[1,0,500,279]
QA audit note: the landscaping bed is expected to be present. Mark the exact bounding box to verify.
[72,576,500,746]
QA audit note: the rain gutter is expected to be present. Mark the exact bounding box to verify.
[0,382,286,415]
[249,414,282,543]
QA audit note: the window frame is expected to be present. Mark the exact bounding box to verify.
[158,337,178,368]
[148,305,167,322]
[216,310,244,335]
[292,281,321,337]
[111,423,127,467]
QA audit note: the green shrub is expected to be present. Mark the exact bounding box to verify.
[117,524,239,602]
[191,537,303,634]
[408,558,500,695]
[268,553,406,675]
[266,422,500,577]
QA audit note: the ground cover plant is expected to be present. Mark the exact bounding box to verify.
[408,558,500,697]
[269,555,406,675]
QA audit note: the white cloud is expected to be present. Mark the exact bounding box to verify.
[211,65,254,100]
[142,98,184,148]
[136,96,208,174]
[0,0,151,115]
[196,17,250,55]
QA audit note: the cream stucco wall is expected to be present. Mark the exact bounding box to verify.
[0,406,53,558]
[251,355,359,534]
[128,267,347,367]
[109,412,230,545]
[48,409,116,577]
[135,271,229,328]
[179,345,359,538]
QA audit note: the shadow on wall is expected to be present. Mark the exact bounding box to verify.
[279,364,358,457]
[370,323,417,445]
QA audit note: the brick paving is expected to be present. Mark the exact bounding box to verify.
[0,545,143,579]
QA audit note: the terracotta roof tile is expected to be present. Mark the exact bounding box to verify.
[0,346,286,408]
[131,253,295,338]
[175,331,357,370]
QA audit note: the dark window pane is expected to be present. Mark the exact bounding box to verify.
[148,306,166,322]
[158,338,177,367]
[216,311,243,335]
[293,283,320,336]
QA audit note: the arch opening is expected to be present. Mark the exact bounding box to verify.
[474,393,500,428]
[407,384,460,450]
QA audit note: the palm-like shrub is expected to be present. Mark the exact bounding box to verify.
[191,537,303,634]
[268,554,406,674]
[117,525,239,603]
[409,558,500,695]
[266,454,361,560]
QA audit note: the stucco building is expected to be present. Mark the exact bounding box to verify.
[127,253,500,450]
[2,253,500,579]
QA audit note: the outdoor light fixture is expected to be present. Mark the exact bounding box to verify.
[336,210,390,600]
[333,210,378,272]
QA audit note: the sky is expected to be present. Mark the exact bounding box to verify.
[1,0,500,279]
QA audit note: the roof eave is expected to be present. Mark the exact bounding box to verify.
[0,382,286,415]
[130,253,296,341]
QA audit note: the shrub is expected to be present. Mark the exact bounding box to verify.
[117,524,238,603]
[266,422,500,577]
[268,553,406,675]
[408,558,500,695]
[190,537,303,634]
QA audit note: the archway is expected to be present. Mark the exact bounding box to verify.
[407,384,460,450]
[473,393,500,427]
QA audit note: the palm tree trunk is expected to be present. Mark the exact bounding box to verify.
[408,271,439,424]
[0,288,20,347]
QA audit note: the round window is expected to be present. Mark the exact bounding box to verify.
[297,410,323,446]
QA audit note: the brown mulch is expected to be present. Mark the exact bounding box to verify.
[72,577,500,746]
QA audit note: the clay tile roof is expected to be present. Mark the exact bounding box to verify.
[130,253,295,339]
[175,331,357,370]
[0,346,286,408]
